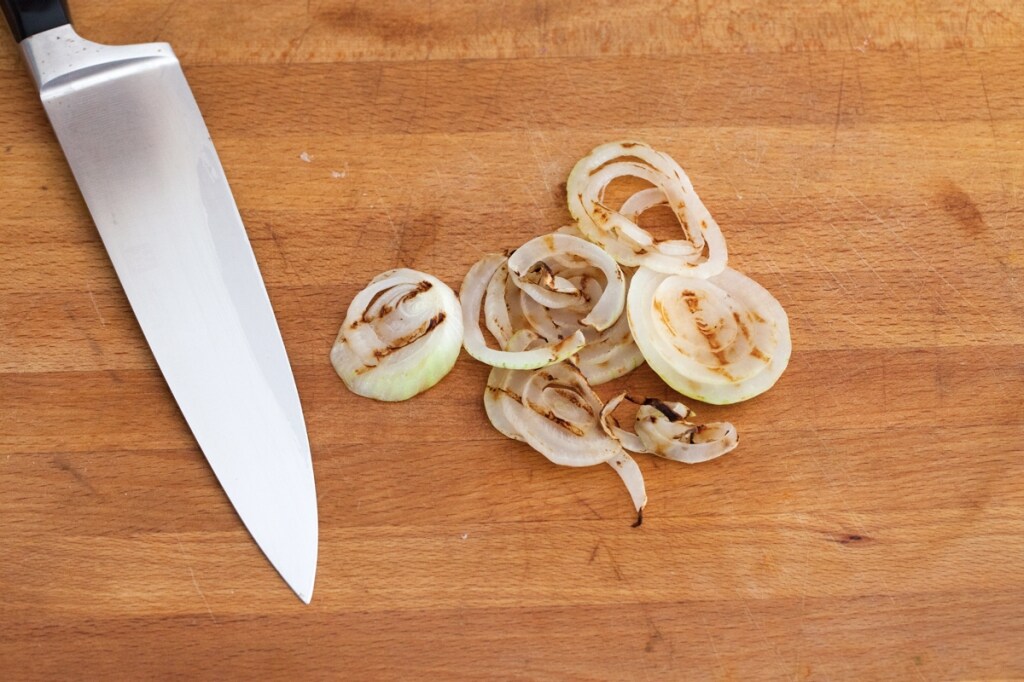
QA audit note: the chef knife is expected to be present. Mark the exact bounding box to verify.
[2,1,318,603]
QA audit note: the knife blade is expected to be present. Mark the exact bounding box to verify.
[3,1,318,603]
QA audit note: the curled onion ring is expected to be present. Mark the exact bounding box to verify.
[600,393,739,463]
[508,233,625,331]
[485,331,647,521]
[331,269,463,401]
[467,233,641,382]
[627,266,792,404]
[567,140,728,276]
[462,254,586,369]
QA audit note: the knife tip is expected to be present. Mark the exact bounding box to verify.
[279,533,317,605]
[281,556,316,605]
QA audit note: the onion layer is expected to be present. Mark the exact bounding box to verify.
[331,269,463,401]
[627,266,792,404]
[567,140,728,276]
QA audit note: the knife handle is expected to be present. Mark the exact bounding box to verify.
[2,0,69,43]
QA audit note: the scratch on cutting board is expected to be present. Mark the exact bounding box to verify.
[450,133,485,169]
[54,456,97,495]
[694,0,706,50]
[832,57,846,151]
[977,70,998,140]
[807,431,926,682]
[175,534,216,622]
[512,163,549,223]
[87,290,106,326]
[603,545,676,668]
[150,0,178,41]
[844,188,984,316]
[287,20,315,65]
[740,599,790,676]
[478,61,512,123]
[697,610,727,678]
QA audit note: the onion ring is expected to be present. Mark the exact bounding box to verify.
[567,140,728,276]
[462,254,586,370]
[469,234,641,383]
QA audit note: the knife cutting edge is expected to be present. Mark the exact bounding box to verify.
[2,0,318,602]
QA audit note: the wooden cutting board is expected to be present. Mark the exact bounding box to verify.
[2,1,1022,679]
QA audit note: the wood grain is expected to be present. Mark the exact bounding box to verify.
[2,1,1023,679]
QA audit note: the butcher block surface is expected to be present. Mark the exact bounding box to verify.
[2,1,1023,679]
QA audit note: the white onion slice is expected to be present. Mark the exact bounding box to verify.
[483,259,526,349]
[566,140,728,276]
[498,360,620,467]
[507,233,625,331]
[598,392,648,453]
[331,268,463,401]
[601,393,739,463]
[485,332,646,522]
[483,330,536,440]
[574,289,646,385]
[474,233,640,383]
[627,266,792,404]
[462,254,586,369]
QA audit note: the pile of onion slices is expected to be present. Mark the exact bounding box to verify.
[331,141,791,523]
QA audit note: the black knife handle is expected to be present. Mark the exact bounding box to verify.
[2,0,70,43]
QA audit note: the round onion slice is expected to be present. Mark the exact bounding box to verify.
[601,393,739,464]
[627,266,792,404]
[566,140,727,276]
[462,254,586,369]
[331,268,463,401]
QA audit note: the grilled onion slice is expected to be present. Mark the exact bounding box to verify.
[485,331,646,521]
[331,269,463,401]
[468,233,641,383]
[488,350,621,467]
[601,393,739,463]
[508,233,625,331]
[566,140,727,276]
[627,266,792,404]
[462,254,586,369]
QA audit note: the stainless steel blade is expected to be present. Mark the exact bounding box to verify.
[21,26,317,603]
